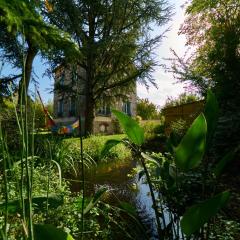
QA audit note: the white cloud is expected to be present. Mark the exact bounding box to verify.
[137,0,187,107]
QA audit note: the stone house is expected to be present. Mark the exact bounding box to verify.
[53,65,137,134]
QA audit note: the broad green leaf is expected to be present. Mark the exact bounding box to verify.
[83,187,107,215]
[32,195,64,210]
[214,147,239,177]
[119,202,137,216]
[0,195,64,214]
[101,139,122,158]
[175,113,207,170]
[34,224,74,240]
[181,191,230,236]
[112,110,144,146]
[204,90,219,146]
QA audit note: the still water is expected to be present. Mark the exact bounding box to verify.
[70,157,159,239]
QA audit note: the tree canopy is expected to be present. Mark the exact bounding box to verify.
[137,98,160,120]
[170,0,240,155]
[163,92,201,108]
[44,0,172,133]
[0,0,81,101]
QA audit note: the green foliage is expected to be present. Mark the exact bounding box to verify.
[204,90,219,145]
[138,91,233,238]
[119,202,137,217]
[34,224,74,240]
[141,120,165,141]
[163,93,201,108]
[181,191,230,236]
[209,217,240,240]
[59,134,131,169]
[83,187,108,215]
[136,98,160,120]
[33,99,53,130]
[112,110,144,146]
[101,139,122,158]
[174,114,207,170]
[0,97,53,132]
[172,0,240,99]
[169,118,187,139]
[0,99,15,121]
[0,0,80,56]
[171,0,240,155]
[0,195,64,215]
[82,135,131,162]
[213,148,238,177]
[0,0,81,103]
[43,0,172,134]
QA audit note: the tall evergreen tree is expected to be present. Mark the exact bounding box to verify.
[44,0,171,134]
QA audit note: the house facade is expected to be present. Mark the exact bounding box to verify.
[53,65,137,134]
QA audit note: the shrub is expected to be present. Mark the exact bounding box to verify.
[141,120,165,140]
[135,115,142,124]
[169,118,187,138]
[69,134,131,163]
[112,120,123,134]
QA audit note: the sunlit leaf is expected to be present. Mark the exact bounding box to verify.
[34,224,74,240]
[112,110,144,146]
[181,191,230,236]
[174,113,207,170]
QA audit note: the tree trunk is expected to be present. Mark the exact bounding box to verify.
[18,43,38,103]
[84,7,96,135]
[84,96,95,135]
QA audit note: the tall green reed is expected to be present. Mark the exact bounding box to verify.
[0,122,9,240]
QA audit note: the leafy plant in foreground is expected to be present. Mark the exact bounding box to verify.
[103,90,234,239]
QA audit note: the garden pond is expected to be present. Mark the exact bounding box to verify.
[69,157,160,239]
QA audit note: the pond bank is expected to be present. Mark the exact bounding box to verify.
[69,157,159,239]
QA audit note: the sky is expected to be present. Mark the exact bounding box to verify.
[137,0,187,108]
[2,0,187,107]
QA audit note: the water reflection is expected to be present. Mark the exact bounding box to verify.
[70,158,158,239]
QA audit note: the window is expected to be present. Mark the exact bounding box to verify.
[59,72,65,85]
[122,101,131,116]
[57,99,64,117]
[71,69,78,83]
[69,97,76,116]
[97,105,110,116]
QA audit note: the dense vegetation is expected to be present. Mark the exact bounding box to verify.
[1,89,239,239]
[0,0,240,239]
[136,98,161,120]
[163,93,201,108]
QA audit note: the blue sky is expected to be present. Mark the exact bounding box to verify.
[137,0,187,107]
[2,0,187,107]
